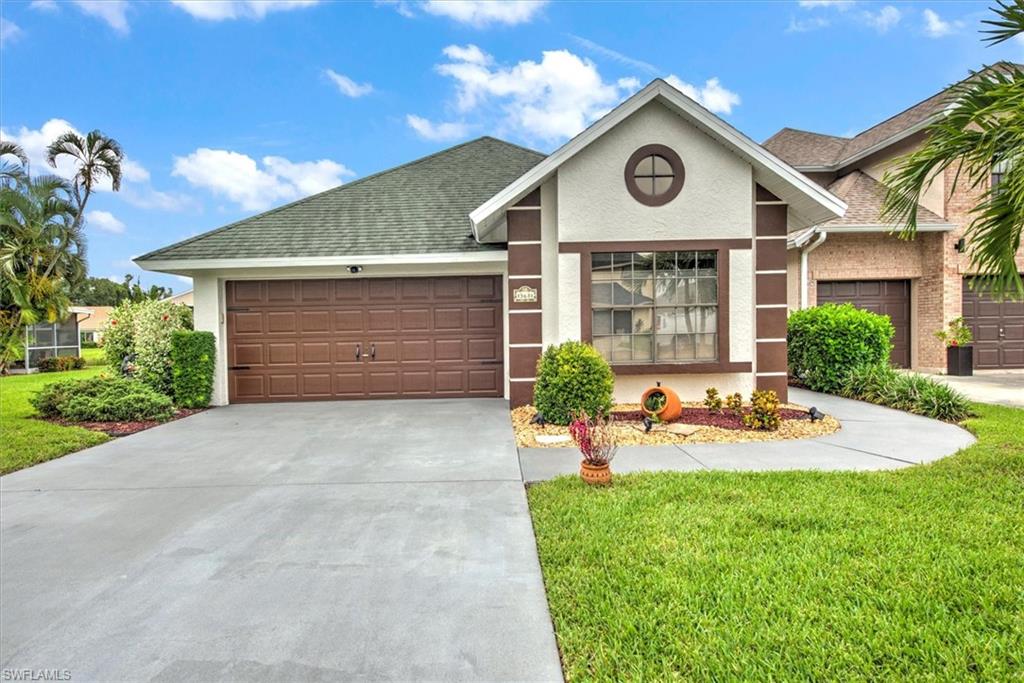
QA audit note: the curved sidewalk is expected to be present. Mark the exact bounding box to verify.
[519,388,977,483]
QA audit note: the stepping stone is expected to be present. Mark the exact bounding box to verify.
[666,424,701,436]
[534,434,572,444]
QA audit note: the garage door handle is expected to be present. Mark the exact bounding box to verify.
[355,344,361,361]
[370,343,376,360]
[229,365,250,370]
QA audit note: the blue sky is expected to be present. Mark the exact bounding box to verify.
[2,0,1022,294]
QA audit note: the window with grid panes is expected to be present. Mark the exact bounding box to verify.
[590,250,718,363]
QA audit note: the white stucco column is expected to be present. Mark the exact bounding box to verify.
[191,274,228,406]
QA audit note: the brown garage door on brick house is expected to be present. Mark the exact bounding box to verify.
[962,277,1024,369]
[817,279,911,368]
[226,277,504,403]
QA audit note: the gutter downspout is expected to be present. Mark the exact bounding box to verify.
[800,230,827,309]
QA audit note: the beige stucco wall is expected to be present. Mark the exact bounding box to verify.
[729,248,754,362]
[556,251,582,342]
[557,101,753,242]
[540,178,560,347]
[613,372,754,404]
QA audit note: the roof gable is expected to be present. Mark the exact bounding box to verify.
[136,137,545,264]
[471,79,846,237]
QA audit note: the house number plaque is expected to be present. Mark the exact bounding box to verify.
[513,285,538,303]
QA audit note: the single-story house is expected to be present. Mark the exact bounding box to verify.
[77,305,113,343]
[16,306,91,371]
[163,290,194,307]
[137,79,846,406]
[764,61,1024,371]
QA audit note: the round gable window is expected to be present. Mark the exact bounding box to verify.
[624,144,685,206]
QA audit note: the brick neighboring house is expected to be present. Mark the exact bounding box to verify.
[764,62,1024,371]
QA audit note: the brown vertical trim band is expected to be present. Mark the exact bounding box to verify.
[755,204,787,237]
[506,205,543,407]
[754,198,789,401]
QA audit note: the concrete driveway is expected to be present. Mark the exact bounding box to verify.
[1,400,562,682]
[928,370,1024,408]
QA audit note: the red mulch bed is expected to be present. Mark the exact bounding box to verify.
[45,408,207,437]
[612,407,810,431]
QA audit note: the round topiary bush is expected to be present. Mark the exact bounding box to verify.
[788,303,895,394]
[533,341,614,426]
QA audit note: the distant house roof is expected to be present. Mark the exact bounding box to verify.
[135,137,546,264]
[764,62,1022,170]
[820,171,950,227]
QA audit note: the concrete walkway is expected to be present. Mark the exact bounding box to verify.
[1,400,563,682]
[927,370,1024,408]
[519,388,977,482]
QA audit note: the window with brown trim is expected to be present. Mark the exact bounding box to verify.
[590,250,717,364]
[624,144,685,206]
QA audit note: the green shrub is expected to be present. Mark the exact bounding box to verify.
[80,340,98,348]
[36,356,86,372]
[704,387,722,413]
[533,341,614,426]
[788,304,895,394]
[170,330,215,408]
[725,392,743,416]
[743,389,781,431]
[31,376,174,422]
[839,365,972,422]
[102,300,139,369]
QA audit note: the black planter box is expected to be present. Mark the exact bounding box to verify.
[946,345,973,376]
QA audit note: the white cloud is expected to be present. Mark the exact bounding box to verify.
[406,115,471,142]
[1,18,23,45]
[86,210,126,234]
[420,0,547,27]
[120,186,197,212]
[72,0,130,33]
[432,44,641,143]
[863,5,900,33]
[569,34,659,75]
[172,148,353,211]
[171,0,320,21]
[798,0,854,8]
[923,8,961,38]
[786,15,830,32]
[29,0,58,10]
[324,69,373,97]
[664,76,741,115]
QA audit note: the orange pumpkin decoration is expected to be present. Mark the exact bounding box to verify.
[640,384,682,422]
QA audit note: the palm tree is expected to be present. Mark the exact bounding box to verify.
[0,175,83,371]
[881,1,1024,298]
[0,140,29,188]
[46,129,124,233]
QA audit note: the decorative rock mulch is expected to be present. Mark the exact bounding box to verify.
[45,408,207,437]
[511,402,840,448]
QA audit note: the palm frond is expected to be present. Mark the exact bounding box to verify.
[982,0,1024,45]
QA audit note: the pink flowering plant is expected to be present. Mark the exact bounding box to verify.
[568,411,619,466]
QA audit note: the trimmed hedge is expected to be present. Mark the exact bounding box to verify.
[37,356,86,372]
[788,303,894,394]
[533,341,614,425]
[170,330,216,408]
[839,364,972,422]
[31,376,174,422]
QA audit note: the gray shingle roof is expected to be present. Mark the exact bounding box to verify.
[764,62,1022,169]
[821,170,947,227]
[137,136,546,262]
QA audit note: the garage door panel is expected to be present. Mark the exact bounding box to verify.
[818,279,910,368]
[963,276,1024,369]
[267,343,298,365]
[227,276,504,402]
[267,311,297,333]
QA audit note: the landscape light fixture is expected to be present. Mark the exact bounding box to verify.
[643,416,654,433]
[808,406,825,422]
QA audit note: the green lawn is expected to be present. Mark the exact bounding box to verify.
[0,366,110,475]
[81,346,106,366]
[528,404,1023,681]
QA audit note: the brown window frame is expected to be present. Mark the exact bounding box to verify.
[559,239,753,375]
[624,144,685,207]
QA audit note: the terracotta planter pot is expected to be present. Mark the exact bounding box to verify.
[640,385,682,422]
[580,461,612,486]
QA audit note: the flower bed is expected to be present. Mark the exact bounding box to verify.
[512,401,840,447]
[44,407,207,437]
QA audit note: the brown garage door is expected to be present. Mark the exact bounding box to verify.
[226,277,504,403]
[817,279,911,368]
[962,277,1024,369]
